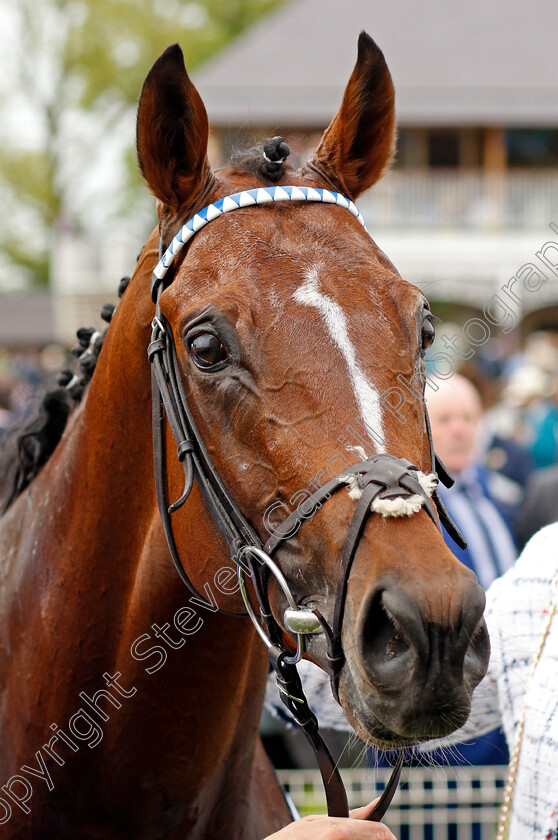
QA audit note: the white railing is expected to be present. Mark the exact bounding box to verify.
[359,170,558,230]
[278,765,507,840]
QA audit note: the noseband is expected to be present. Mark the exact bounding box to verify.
[148,185,465,822]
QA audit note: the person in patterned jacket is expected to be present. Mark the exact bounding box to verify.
[269,522,558,840]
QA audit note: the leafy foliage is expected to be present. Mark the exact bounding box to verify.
[0,0,288,287]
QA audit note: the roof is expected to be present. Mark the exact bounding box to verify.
[194,0,558,128]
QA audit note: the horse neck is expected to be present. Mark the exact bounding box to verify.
[77,245,276,832]
[65,234,269,705]
[36,240,164,596]
[1,237,280,836]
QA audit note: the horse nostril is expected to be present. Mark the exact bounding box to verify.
[384,631,408,660]
[357,581,489,701]
[359,590,414,690]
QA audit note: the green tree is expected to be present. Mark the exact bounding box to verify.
[0,0,287,288]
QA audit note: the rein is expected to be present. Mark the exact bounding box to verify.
[148,185,465,825]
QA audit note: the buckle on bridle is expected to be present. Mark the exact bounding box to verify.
[236,545,324,665]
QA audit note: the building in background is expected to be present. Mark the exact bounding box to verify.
[50,221,139,346]
[193,0,558,344]
[10,0,558,348]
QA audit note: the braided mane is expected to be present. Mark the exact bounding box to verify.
[230,136,291,183]
[0,276,130,515]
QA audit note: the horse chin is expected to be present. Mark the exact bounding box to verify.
[337,662,473,751]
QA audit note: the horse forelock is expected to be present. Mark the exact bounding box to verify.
[227,144,293,185]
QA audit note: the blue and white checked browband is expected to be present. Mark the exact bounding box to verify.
[153,185,367,282]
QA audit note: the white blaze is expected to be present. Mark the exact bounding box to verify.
[293,268,385,451]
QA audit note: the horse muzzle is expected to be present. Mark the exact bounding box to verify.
[338,571,490,747]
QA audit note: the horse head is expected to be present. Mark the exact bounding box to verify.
[136,34,489,751]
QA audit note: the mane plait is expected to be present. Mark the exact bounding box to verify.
[0,389,73,514]
[231,136,291,184]
[262,136,290,181]
[0,275,131,515]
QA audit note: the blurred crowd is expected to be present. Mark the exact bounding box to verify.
[434,329,558,550]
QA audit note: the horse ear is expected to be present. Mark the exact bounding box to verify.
[305,32,395,199]
[136,44,212,213]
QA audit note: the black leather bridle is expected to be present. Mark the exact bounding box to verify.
[147,186,465,823]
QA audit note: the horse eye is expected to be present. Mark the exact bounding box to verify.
[188,333,229,370]
[421,318,435,351]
